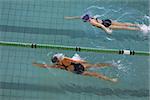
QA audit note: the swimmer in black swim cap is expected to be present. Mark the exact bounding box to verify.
[65,14,141,35]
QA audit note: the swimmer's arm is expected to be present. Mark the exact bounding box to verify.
[96,23,112,34]
[32,62,56,68]
[64,16,81,20]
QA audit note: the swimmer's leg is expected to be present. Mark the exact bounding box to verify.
[83,63,112,69]
[112,21,138,27]
[64,16,81,20]
[82,71,118,83]
[109,25,140,31]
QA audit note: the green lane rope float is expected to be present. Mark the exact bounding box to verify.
[0,41,149,56]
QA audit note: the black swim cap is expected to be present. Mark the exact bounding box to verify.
[51,56,58,63]
[82,14,90,22]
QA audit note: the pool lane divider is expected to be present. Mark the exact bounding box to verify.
[0,41,149,56]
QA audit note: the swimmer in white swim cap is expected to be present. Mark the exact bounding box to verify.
[33,53,118,83]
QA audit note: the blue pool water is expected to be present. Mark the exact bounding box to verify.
[0,0,149,100]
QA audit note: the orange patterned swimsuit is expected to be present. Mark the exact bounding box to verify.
[58,58,85,74]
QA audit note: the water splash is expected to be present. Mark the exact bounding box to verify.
[139,24,150,35]
[138,15,150,36]
[112,60,130,72]
[72,53,85,61]
[111,59,133,79]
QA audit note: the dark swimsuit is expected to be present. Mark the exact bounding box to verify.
[85,17,112,27]
[101,19,112,27]
[59,62,85,74]
[71,63,85,74]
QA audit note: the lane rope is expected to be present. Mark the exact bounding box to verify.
[0,41,149,56]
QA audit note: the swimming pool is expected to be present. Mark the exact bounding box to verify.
[0,0,149,100]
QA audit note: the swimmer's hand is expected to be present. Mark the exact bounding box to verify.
[95,23,113,34]
[110,78,118,83]
[106,29,113,35]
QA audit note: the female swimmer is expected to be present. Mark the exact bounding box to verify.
[32,53,118,83]
[64,14,141,34]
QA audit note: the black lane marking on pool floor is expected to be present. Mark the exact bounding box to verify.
[0,25,85,38]
[0,81,149,97]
